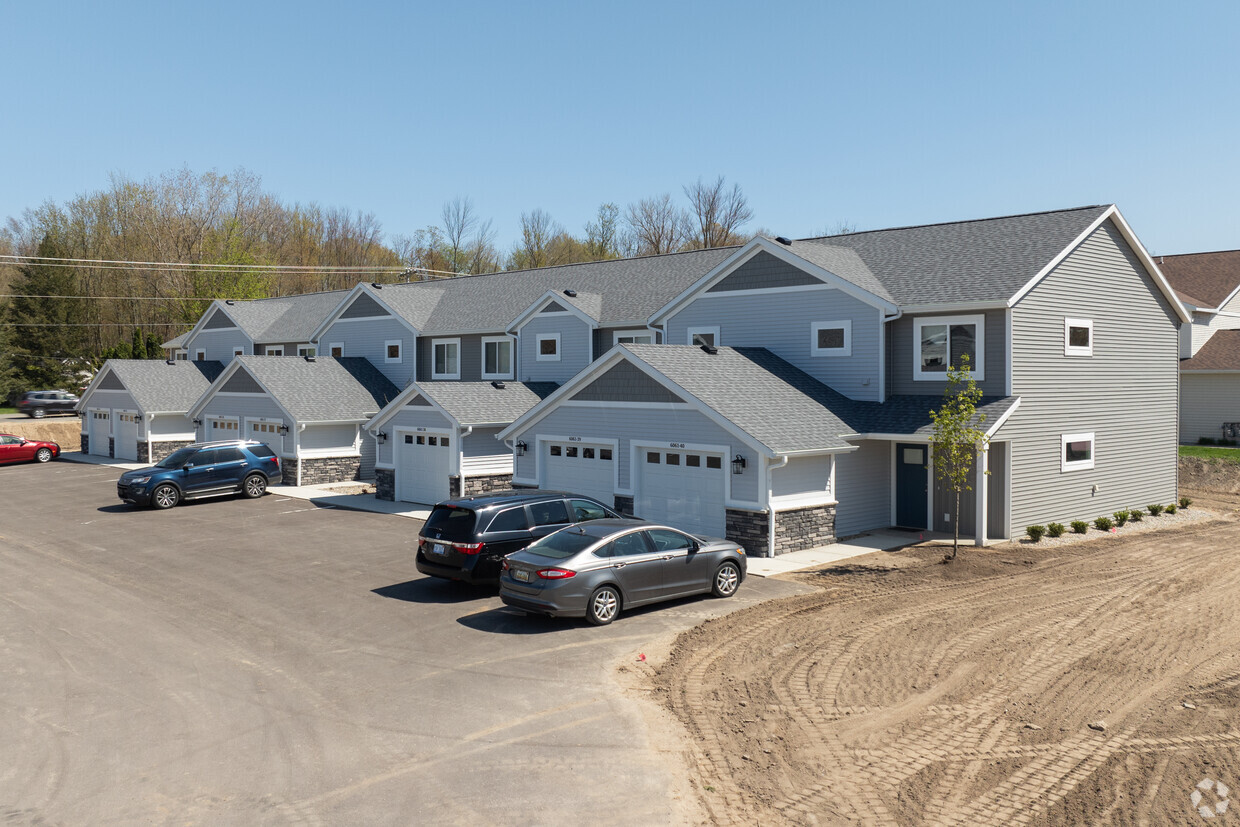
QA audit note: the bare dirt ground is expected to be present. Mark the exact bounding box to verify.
[642,471,1240,825]
[0,418,80,449]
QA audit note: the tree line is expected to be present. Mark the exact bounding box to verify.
[0,166,770,399]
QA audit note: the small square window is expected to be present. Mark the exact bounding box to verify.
[666,453,681,466]
[550,445,562,456]
[536,333,561,361]
[566,446,578,458]
[687,326,720,347]
[386,341,402,363]
[404,435,413,444]
[706,456,722,470]
[441,437,449,447]
[583,447,595,459]
[600,448,613,461]
[686,454,701,467]
[330,343,344,358]
[647,452,660,464]
[416,435,425,445]
[812,321,852,357]
[428,437,438,446]
[1064,318,1093,357]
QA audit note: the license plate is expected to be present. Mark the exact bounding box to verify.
[514,569,531,583]
[432,543,447,556]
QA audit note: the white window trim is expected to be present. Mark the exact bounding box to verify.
[811,320,852,357]
[432,338,461,379]
[913,314,985,381]
[297,344,315,357]
[174,350,188,360]
[1064,317,1093,357]
[194,349,206,361]
[614,329,655,346]
[536,333,561,362]
[1061,432,1095,472]
[385,339,403,364]
[329,342,344,358]
[265,346,284,356]
[233,347,245,357]
[686,326,721,347]
[481,335,514,380]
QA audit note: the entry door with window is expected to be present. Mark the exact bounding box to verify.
[895,443,928,529]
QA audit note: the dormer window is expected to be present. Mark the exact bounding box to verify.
[913,315,984,380]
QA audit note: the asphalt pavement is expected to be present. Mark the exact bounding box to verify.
[0,459,810,825]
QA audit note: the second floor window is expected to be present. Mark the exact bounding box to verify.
[482,336,513,379]
[433,339,460,379]
[913,315,984,380]
[385,341,403,363]
[536,333,561,362]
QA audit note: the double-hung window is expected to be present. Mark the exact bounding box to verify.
[913,314,984,380]
[482,336,513,380]
[433,338,460,379]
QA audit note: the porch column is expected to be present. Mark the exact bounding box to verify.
[975,445,989,546]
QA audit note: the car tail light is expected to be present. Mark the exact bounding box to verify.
[536,567,576,580]
[501,559,511,571]
[456,542,484,555]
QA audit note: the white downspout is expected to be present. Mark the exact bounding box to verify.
[296,423,307,487]
[881,309,903,404]
[458,426,473,493]
[765,455,788,557]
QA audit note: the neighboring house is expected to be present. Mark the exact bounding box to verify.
[180,291,347,362]
[187,356,398,486]
[161,331,190,361]
[1157,250,1240,443]
[76,359,224,462]
[501,205,1187,554]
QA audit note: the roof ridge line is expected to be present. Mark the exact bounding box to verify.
[793,204,1110,243]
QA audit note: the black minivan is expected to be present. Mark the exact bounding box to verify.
[416,490,621,585]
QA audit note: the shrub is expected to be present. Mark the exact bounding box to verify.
[1147,504,1164,516]
[1113,510,1130,526]
[1047,522,1065,537]
[1071,520,1089,534]
[1223,438,1238,447]
[1128,508,1143,522]
[1094,516,1114,531]
[1199,437,1217,445]
[1180,496,1193,509]
[1026,525,1046,542]
[1166,503,1178,514]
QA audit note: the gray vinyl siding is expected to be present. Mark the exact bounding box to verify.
[886,308,1008,396]
[594,326,660,360]
[572,362,686,403]
[150,413,195,439]
[258,343,307,356]
[987,441,1008,540]
[934,453,976,535]
[462,427,511,477]
[359,432,376,479]
[301,423,357,452]
[1007,220,1180,530]
[201,307,235,330]
[834,440,891,536]
[221,370,265,394]
[196,396,285,441]
[665,288,883,401]
[320,317,417,387]
[1179,373,1240,443]
[187,329,252,361]
[516,314,592,383]
[1188,294,1240,356]
[510,404,761,505]
[375,406,454,466]
[415,333,492,383]
[770,455,830,497]
[84,389,144,436]
[340,293,388,319]
[706,250,820,292]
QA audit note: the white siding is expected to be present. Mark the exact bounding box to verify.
[150,414,195,439]
[1188,297,1240,356]
[461,427,511,477]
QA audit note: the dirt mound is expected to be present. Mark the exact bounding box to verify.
[1,420,81,451]
[1180,455,1240,493]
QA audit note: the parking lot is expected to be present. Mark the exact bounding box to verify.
[0,460,808,825]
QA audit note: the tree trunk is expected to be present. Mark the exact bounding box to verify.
[952,489,961,560]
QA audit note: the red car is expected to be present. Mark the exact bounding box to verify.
[0,434,60,465]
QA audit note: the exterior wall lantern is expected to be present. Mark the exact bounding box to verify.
[278,424,290,435]
[376,431,387,443]
[515,440,528,457]
[192,418,202,427]
[731,454,747,475]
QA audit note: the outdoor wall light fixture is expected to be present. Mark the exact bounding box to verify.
[732,454,747,475]
[192,418,202,427]
[515,440,528,456]
[376,431,387,443]
[277,424,290,435]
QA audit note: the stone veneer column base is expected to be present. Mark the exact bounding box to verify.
[510,482,537,490]
[81,434,89,454]
[108,437,115,458]
[450,473,514,498]
[726,508,770,557]
[772,504,837,555]
[296,456,362,486]
[375,468,395,501]
[143,440,193,464]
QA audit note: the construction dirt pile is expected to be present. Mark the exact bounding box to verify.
[2,420,81,451]
[1180,455,1240,493]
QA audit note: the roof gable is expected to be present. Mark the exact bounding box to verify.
[542,300,567,313]
[571,361,685,404]
[201,307,236,330]
[705,250,822,292]
[340,292,391,319]
[1157,249,1240,310]
[220,369,265,394]
[97,369,125,390]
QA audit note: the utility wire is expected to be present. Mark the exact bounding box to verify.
[1,294,214,301]
[0,254,465,278]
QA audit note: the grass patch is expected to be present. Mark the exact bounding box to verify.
[0,407,16,415]
[1180,445,1240,463]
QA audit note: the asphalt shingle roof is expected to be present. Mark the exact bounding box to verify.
[221,291,351,343]
[1157,250,1240,309]
[788,206,1110,305]
[1181,330,1240,371]
[102,359,225,413]
[414,381,559,426]
[621,345,1016,453]
[232,356,399,422]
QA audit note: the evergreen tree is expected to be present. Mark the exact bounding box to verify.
[5,236,91,389]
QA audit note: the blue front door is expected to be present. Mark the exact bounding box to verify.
[895,443,928,529]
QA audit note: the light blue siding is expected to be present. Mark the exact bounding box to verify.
[665,288,883,401]
[771,455,831,497]
[85,389,143,436]
[886,309,1008,396]
[375,406,453,466]
[834,440,891,536]
[302,423,357,451]
[319,317,417,387]
[197,396,285,441]
[517,314,592,383]
[510,403,761,504]
[1006,220,1179,530]
[150,414,195,439]
[187,329,251,361]
[415,333,493,382]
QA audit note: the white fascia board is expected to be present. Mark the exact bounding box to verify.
[507,290,599,334]
[364,381,459,432]
[774,445,858,457]
[1008,205,1191,324]
[649,238,897,325]
[984,396,1021,437]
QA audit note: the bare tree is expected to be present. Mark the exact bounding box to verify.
[511,208,563,270]
[585,203,624,261]
[683,175,754,249]
[625,194,686,256]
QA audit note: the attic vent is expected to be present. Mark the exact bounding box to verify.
[166,359,175,365]
[700,344,718,355]
[371,282,383,289]
[225,299,236,305]
[775,236,792,246]
[563,289,577,297]
[304,355,316,362]
[491,380,506,389]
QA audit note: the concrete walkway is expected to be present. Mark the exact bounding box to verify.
[746,529,923,577]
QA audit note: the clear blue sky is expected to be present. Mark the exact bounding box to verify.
[3,1,1237,256]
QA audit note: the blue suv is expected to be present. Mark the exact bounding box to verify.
[117,440,282,509]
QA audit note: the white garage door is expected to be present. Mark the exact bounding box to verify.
[248,420,284,454]
[115,412,139,461]
[88,410,111,457]
[542,441,614,504]
[638,449,727,537]
[396,432,452,505]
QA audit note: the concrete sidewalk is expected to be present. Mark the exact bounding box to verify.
[746,529,922,577]
[268,483,432,520]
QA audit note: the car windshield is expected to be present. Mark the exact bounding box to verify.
[524,528,600,560]
[156,447,197,468]
[423,506,477,541]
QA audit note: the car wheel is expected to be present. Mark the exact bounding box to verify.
[586,585,621,626]
[32,408,45,419]
[241,473,267,499]
[34,447,53,463]
[711,561,741,598]
[152,484,180,509]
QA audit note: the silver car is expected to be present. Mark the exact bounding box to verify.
[499,518,746,626]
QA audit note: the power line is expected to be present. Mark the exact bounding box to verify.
[1,294,214,301]
[0,254,465,278]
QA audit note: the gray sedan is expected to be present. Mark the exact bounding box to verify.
[499,518,746,625]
